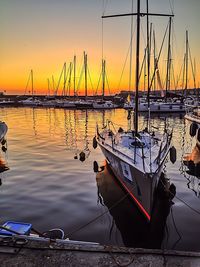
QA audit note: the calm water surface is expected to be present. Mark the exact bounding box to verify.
[0,107,199,251]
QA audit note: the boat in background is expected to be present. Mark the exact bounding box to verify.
[20,97,42,106]
[124,97,185,113]
[93,100,118,109]
[139,98,185,113]
[93,60,118,109]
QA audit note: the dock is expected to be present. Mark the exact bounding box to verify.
[0,235,200,266]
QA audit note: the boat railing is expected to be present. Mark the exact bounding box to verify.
[101,135,148,172]
[133,136,146,171]
[156,134,170,165]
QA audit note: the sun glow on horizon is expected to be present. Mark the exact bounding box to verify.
[0,0,199,95]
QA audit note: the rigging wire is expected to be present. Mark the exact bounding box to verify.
[55,63,65,96]
[88,66,94,95]
[105,71,111,95]
[149,21,169,90]
[101,0,109,60]
[24,71,31,95]
[76,58,84,95]
[117,22,137,91]
[95,68,102,96]
[175,57,184,90]
[189,44,197,89]
[129,0,134,92]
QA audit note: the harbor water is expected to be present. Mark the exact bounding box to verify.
[0,107,199,252]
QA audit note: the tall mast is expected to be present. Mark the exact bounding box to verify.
[102,2,173,134]
[73,55,76,97]
[84,51,88,99]
[185,30,189,91]
[165,16,172,99]
[102,59,106,98]
[182,54,186,93]
[129,0,134,94]
[63,62,66,96]
[134,0,141,135]
[68,62,72,97]
[146,0,150,107]
[52,75,55,95]
[31,69,34,97]
[47,78,50,96]
[153,29,156,91]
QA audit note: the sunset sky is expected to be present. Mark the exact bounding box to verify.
[0,0,199,95]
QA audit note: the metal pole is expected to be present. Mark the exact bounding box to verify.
[134,0,140,135]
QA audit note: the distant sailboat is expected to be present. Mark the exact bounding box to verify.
[20,70,41,106]
[95,0,174,220]
[74,52,93,109]
[93,59,118,109]
[138,17,185,113]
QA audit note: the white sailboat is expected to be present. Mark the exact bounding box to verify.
[95,0,174,221]
[20,70,42,106]
[93,60,118,109]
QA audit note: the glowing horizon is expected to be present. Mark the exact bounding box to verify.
[0,0,199,95]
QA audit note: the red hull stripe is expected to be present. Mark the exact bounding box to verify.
[119,178,151,221]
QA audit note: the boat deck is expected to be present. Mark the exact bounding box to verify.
[98,130,170,174]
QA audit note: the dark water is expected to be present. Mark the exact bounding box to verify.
[0,107,199,252]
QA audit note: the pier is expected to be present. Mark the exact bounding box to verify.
[0,237,200,267]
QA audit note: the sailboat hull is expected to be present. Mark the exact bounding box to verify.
[98,142,164,221]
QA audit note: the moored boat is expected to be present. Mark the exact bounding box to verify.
[93,100,118,109]
[96,0,174,221]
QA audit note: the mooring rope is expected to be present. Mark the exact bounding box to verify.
[66,192,129,238]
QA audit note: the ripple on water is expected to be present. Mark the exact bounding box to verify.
[0,108,199,251]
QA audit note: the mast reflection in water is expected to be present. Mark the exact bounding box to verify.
[96,162,175,249]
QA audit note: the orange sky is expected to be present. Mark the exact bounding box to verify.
[0,0,199,95]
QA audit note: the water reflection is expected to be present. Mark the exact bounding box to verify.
[182,143,200,197]
[1,107,199,251]
[0,156,9,186]
[96,163,175,249]
[70,110,91,161]
[183,143,200,178]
